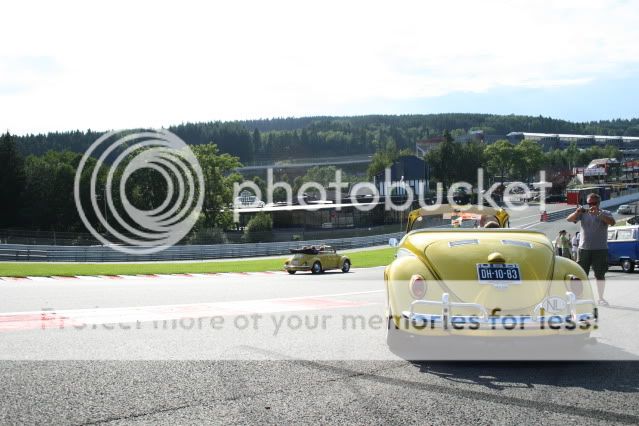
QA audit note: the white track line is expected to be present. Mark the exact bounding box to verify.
[0,290,384,317]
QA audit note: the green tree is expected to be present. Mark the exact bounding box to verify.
[123,163,171,214]
[577,146,606,167]
[302,166,339,187]
[0,133,25,227]
[457,140,485,184]
[292,176,304,196]
[20,151,93,231]
[484,139,515,185]
[367,149,396,180]
[425,130,459,191]
[251,128,262,158]
[450,128,466,139]
[513,139,544,182]
[192,143,242,229]
[565,141,579,170]
[243,212,273,242]
[11,113,639,162]
[603,144,621,160]
[367,146,417,181]
[545,149,569,173]
[251,176,267,198]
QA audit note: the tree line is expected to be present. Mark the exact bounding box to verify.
[0,112,633,234]
[0,132,241,236]
[11,114,639,164]
[366,130,622,191]
[425,134,621,190]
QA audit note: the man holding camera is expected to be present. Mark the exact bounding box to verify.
[567,193,615,306]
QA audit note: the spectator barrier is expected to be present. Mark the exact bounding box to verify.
[0,232,404,263]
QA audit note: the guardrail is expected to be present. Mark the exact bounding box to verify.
[0,248,48,261]
[0,232,403,263]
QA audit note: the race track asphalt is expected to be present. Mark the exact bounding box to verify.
[1,206,639,425]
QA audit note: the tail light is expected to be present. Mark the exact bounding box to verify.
[409,275,427,299]
[567,275,583,297]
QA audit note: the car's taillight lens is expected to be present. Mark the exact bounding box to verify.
[410,275,427,299]
[568,275,583,297]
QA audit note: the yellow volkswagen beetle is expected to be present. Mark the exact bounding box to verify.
[385,206,598,356]
[284,245,351,274]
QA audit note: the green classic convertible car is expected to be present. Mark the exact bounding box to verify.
[284,245,351,274]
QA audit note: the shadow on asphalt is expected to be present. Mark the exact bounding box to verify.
[411,360,639,393]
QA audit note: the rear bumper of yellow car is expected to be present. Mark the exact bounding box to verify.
[284,265,312,272]
[396,291,597,337]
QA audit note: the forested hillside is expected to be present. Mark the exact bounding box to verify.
[11,114,639,163]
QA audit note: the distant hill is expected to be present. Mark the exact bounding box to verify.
[12,113,639,163]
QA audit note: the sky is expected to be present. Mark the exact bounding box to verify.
[1,0,638,134]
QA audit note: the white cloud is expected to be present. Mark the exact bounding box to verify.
[1,0,638,133]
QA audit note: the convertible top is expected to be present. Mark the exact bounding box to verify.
[406,205,510,232]
[289,245,336,255]
[290,246,319,255]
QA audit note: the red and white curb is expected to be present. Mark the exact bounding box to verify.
[0,290,382,332]
[0,271,291,282]
[0,268,379,282]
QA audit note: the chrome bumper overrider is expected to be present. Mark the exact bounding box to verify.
[400,292,597,330]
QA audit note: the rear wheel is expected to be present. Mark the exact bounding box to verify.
[341,260,351,273]
[622,259,635,273]
[311,261,322,274]
[287,270,296,275]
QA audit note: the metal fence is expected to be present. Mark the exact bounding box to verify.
[0,248,47,262]
[0,232,403,263]
[0,224,405,246]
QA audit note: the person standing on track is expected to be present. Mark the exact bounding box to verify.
[571,231,580,261]
[554,230,572,259]
[567,193,615,306]
[554,230,563,255]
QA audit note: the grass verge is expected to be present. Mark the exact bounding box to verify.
[0,247,395,277]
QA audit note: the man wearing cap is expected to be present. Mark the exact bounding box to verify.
[567,193,615,306]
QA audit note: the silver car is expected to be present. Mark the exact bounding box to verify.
[618,204,635,215]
